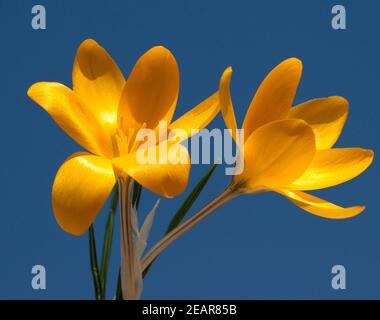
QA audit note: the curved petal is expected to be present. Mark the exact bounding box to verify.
[242,58,303,138]
[72,39,125,134]
[219,67,238,140]
[112,143,190,198]
[276,188,365,219]
[118,46,179,132]
[288,96,348,149]
[169,91,219,141]
[236,119,315,190]
[287,148,374,190]
[28,82,113,158]
[52,153,116,235]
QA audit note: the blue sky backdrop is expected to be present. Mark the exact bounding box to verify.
[0,0,379,299]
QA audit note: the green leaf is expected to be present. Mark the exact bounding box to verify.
[89,225,103,300]
[143,163,218,277]
[100,185,119,298]
[115,270,122,300]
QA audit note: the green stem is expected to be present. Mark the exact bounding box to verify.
[141,186,237,272]
[143,164,218,277]
[89,225,103,300]
[100,185,119,298]
[116,270,122,300]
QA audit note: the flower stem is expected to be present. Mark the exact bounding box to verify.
[141,185,238,272]
[119,177,139,300]
[116,181,142,300]
[100,185,119,298]
[89,225,103,300]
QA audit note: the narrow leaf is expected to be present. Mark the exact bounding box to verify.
[89,225,103,300]
[115,271,122,300]
[100,185,118,298]
[166,164,218,234]
[133,200,160,298]
[143,163,218,277]
[137,200,160,258]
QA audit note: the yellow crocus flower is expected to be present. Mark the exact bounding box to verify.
[140,58,374,271]
[219,58,374,218]
[27,39,219,236]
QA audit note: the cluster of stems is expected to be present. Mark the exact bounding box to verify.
[118,179,243,299]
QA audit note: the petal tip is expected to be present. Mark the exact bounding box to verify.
[27,83,37,98]
[287,57,303,68]
[26,82,50,101]
[348,205,366,218]
[79,38,100,49]
[220,67,233,86]
[366,149,375,164]
[331,95,349,112]
[147,45,174,59]
[225,66,233,74]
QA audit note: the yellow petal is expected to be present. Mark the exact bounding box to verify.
[219,67,238,140]
[112,142,190,198]
[242,58,303,138]
[276,188,365,219]
[169,92,219,141]
[28,82,113,158]
[236,119,315,189]
[287,148,374,190]
[52,153,116,235]
[118,46,179,132]
[72,39,125,133]
[288,96,348,149]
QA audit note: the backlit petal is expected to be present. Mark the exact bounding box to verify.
[28,82,113,158]
[52,153,116,235]
[289,96,348,149]
[72,39,125,134]
[287,148,374,190]
[276,188,365,219]
[112,143,190,198]
[236,119,315,189]
[118,46,179,132]
[169,92,219,141]
[242,58,303,138]
[219,67,238,140]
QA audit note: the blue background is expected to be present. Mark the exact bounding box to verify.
[0,0,379,299]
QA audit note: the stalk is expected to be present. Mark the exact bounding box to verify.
[88,225,103,300]
[141,186,238,271]
[118,177,139,300]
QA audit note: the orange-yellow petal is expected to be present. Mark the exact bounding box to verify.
[112,142,190,198]
[287,148,374,190]
[276,188,365,219]
[118,46,179,132]
[27,82,113,158]
[288,96,348,149]
[242,58,303,138]
[52,153,116,235]
[236,119,315,190]
[72,39,125,134]
[169,92,219,141]
[219,67,238,140]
